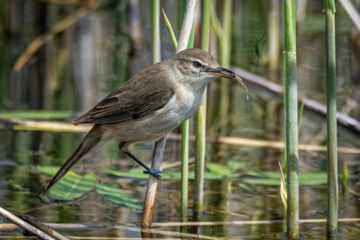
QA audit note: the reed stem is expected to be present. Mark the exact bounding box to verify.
[284,0,299,237]
[180,0,189,221]
[179,0,198,221]
[218,0,232,135]
[324,0,338,235]
[141,0,162,226]
[193,0,210,221]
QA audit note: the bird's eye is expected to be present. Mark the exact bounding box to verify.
[193,61,202,68]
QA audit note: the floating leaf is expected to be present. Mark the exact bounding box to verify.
[243,178,282,186]
[37,166,96,201]
[246,171,281,178]
[239,183,256,193]
[206,163,233,176]
[0,111,72,119]
[96,184,142,209]
[228,160,246,171]
[106,169,236,180]
[7,179,24,191]
[243,171,335,186]
[37,166,62,176]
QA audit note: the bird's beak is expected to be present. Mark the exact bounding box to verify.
[204,67,249,100]
[204,67,235,79]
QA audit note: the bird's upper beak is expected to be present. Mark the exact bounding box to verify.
[204,67,249,100]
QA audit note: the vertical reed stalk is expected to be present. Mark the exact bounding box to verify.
[282,57,287,171]
[268,0,280,82]
[181,123,189,221]
[193,0,210,221]
[151,1,161,64]
[209,0,232,135]
[179,0,198,221]
[324,0,338,235]
[284,0,299,237]
[141,0,162,227]
[218,0,232,135]
[180,0,190,221]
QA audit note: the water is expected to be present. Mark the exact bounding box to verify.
[1,0,360,239]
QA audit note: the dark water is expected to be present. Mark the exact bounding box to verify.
[1,0,360,239]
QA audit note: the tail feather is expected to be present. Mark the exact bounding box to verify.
[43,124,104,194]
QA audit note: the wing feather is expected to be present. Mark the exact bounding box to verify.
[73,66,175,125]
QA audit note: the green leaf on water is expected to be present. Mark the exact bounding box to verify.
[7,179,24,191]
[242,171,351,186]
[95,184,142,209]
[243,178,282,186]
[106,169,237,180]
[37,166,96,200]
[246,171,281,178]
[228,160,246,171]
[239,183,256,193]
[0,110,72,119]
[206,163,233,176]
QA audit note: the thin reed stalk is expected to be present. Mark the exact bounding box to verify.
[178,0,198,221]
[180,0,190,221]
[209,0,232,135]
[267,0,280,82]
[219,0,232,135]
[193,0,210,221]
[324,0,338,235]
[284,0,299,237]
[181,120,189,220]
[282,54,287,171]
[141,0,162,226]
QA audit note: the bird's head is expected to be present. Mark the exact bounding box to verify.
[171,48,248,99]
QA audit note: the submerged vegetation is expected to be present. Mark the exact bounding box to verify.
[0,0,360,239]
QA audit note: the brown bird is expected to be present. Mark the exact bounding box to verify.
[43,48,248,193]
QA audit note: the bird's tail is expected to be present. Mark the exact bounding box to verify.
[43,124,105,194]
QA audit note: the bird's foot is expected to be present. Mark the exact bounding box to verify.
[143,169,163,179]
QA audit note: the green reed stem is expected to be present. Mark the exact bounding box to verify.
[180,0,196,221]
[284,0,299,237]
[210,5,224,43]
[209,0,232,135]
[298,100,304,132]
[162,0,196,221]
[201,0,210,50]
[180,0,189,221]
[324,0,338,235]
[193,0,210,221]
[218,0,232,135]
[151,0,161,64]
[267,0,280,81]
[181,119,189,220]
[141,0,162,226]
[282,54,287,173]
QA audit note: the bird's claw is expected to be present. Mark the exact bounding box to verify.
[143,169,163,179]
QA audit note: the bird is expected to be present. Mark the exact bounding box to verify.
[43,48,248,193]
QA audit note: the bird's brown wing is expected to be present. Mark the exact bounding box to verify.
[73,78,175,125]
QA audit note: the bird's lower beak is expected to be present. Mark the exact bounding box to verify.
[205,67,249,100]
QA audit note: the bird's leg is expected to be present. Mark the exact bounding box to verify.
[124,150,162,179]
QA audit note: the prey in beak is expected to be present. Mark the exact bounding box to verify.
[204,67,249,100]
